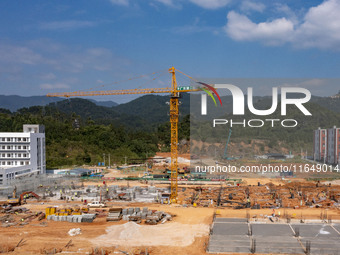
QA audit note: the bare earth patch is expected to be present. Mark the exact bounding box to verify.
[91,221,209,247]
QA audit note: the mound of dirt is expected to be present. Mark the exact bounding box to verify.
[91,221,209,247]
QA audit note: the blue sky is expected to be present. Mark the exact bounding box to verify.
[1,0,340,103]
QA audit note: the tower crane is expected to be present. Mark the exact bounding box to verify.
[47,67,201,201]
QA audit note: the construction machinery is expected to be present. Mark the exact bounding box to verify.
[7,191,40,206]
[223,128,233,160]
[47,67,203,201]
[222,128,239,160]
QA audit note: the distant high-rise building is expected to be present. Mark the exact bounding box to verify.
[327,126,340,164]
[314,126,340,164]
[0,124,46,185]
[313,128,327,161]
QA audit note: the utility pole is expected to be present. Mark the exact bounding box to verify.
[124,156,127,165]
[103,153,105,166]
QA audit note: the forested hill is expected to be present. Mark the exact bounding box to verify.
[0,102,190,168]
[0,93,339,168]
[0,95,118,112]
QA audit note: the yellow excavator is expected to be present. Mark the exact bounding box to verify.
[7,187,40,206]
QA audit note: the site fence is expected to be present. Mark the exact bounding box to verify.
[0,174,81,199]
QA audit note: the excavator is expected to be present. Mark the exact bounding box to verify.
[6,187,40,206]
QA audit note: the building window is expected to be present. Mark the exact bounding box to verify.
[20,161,24,165]
[7,138,10,142]
[1,138,4,142]
[23,146,26,149]
[1,162,4,165]
[18,146,21,149]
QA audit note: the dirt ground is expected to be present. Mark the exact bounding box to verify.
[2,157,340,255]
[0,203,214,255]
[2,198,340,255]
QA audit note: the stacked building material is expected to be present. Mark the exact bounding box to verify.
[145,211,172,225]
[47,213,96,223]
[106,208,122,221]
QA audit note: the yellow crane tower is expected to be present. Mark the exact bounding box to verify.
[47,67,200,201]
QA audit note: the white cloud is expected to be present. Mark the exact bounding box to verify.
[295,0,340,49]
[225,11,294,45]
[0,39,132,95]
[110,0,129,6]
[225,0,340,50]
[240,1,265,13]
[0,44,43,65]
[40,20,96,30]
[188,0,231,9]
[152,0,183,9]
[155,0,174,6]
[40,83,70,90]
[40,73,56,80]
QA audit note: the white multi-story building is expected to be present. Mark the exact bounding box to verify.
[0,125,46,185]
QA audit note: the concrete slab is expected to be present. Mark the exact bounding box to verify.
[212,222,249,236]
[332,224,340,234]
[255,247,304,254]
[254,236,301,248]
[291,224,339,238]
[208,246,251,253]
[300,237,340,255]
[251,223,294,237]
[209,239,250,248]
[252,236,304,254]
[208,219,340,254]
[210,235,250,241]
[215,218,248,223]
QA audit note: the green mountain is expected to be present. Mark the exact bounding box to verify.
[0,91,339,168]
[0,95,118,112]
[113,93,190,124]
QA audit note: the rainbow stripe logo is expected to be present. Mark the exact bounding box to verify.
[197,82,223,107]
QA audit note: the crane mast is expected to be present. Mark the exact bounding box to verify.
[169,67,179,201]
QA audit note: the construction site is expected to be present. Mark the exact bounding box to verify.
[1,67,340,255]
[1,163,340,255]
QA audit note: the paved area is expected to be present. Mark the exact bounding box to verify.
[215,218,248,223]
[293,224,340,254]
[212,222,249,236]
[208,218,340,254]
